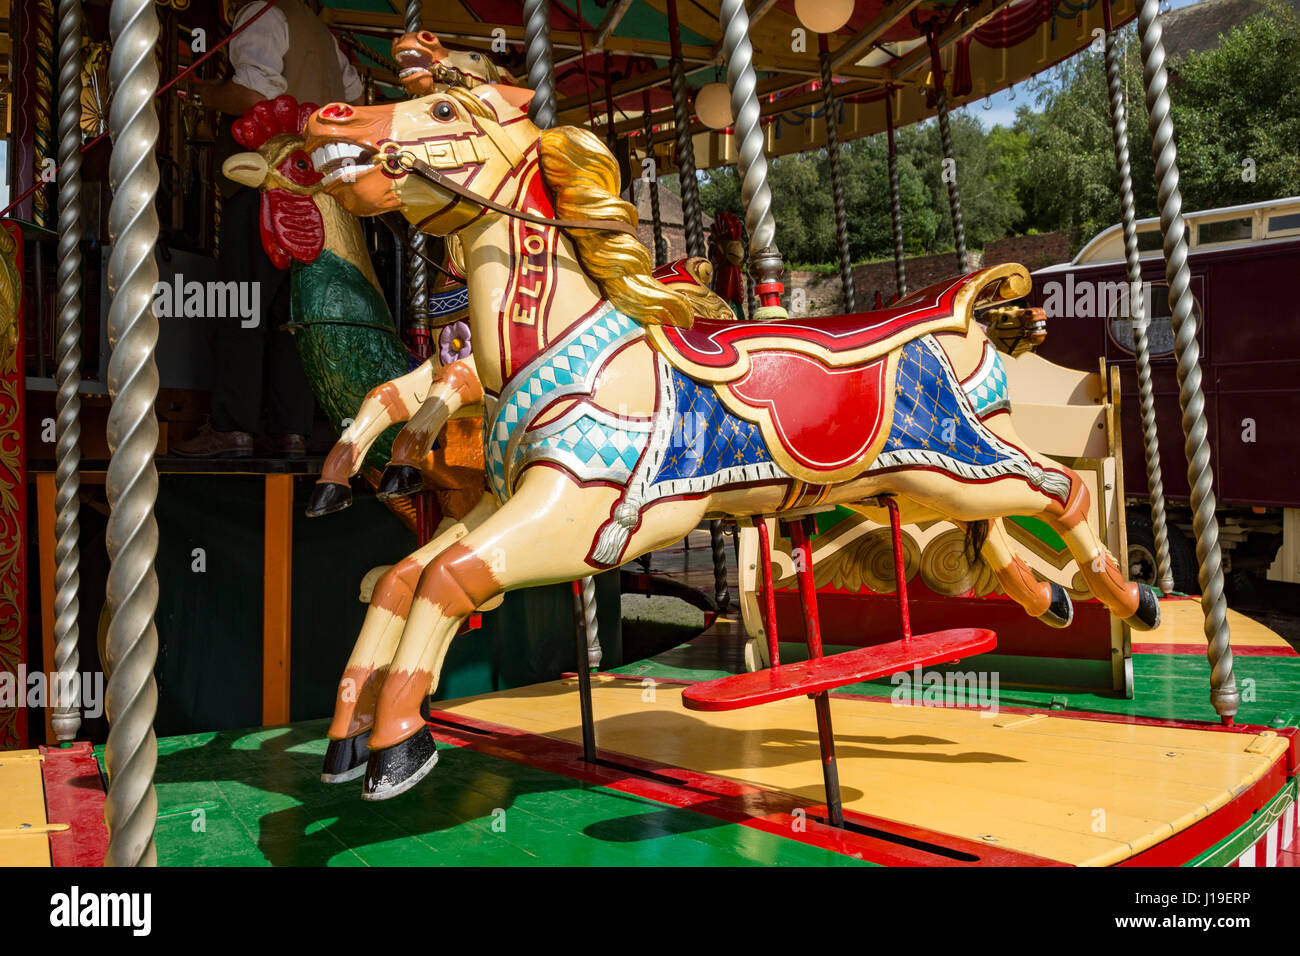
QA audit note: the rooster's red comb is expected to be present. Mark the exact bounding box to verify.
[232,94,319,150]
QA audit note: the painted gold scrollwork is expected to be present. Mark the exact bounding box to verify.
[919,528,999,597]
[813,528,921,594]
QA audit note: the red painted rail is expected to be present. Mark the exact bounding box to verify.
[682,627,997,712]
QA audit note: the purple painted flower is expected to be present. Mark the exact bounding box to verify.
[438,320,472,364]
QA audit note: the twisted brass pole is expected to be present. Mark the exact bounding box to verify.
[818,35,854,312]
[934,88,967,272]
[641,93,668,267]
[1136,0,1237,720]
[524,0,606,650]
[52,0,85,742]
[522,0,557,129]
[886,88,907,298]
[1104,19,1174,595]
[404,0,429,357]
[104,0,162,866]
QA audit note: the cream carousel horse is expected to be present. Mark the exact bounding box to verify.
[302,83,1159,799]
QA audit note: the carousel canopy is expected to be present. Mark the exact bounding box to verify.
[318,0,1138,171]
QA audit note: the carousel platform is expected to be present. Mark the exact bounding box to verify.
[10,589,1300,867]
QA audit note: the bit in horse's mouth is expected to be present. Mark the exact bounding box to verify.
[311,141,374,185]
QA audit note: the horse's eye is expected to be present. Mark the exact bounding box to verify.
[470,54,480,61]
[432,101,455,121]
[295,159,308,170]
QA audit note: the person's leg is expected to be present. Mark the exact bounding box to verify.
[210,188,267,435]
[263,271,316,447]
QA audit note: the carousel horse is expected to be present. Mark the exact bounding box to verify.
[392,30,516,96]
[302,82,1160,799]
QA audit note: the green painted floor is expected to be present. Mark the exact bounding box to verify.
[98,720,871,867]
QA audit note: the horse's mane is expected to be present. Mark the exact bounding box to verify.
[445,87,720,328]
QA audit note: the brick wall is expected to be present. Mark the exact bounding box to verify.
[983,231,1071,271]
[781,233,1070,317]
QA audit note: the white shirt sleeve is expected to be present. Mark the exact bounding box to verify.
[229,2,290,100]
[336,44,364,103]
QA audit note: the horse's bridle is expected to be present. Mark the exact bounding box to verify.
[389,150,636,237]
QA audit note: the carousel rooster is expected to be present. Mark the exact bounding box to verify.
[708,211,747,318]
[221,94,483,519]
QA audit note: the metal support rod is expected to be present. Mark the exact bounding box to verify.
[571,581,597,763]
[884,497,913,641]
[104,0,162,867]
[788,519,843,828]
[641,92,668,267]
[666,0,727,608]
[934,88,967,272]
[1104,4,1174,595]
[885,87,907,298]
[818,34,854,313]
[526,0,605,672]
[522,0,557,129]
[51,0,84,742]
[667,0,706,259]
[719,0,784,311]
[755,519,780,667]
[1136,0,1237,721]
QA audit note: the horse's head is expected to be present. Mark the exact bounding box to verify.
[223,94,330,268]
[304,84,537,234]
[981,304,1048,356]
[392,31,512,95]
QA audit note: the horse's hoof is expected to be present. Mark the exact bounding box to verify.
[362,729,439,801]
[1038,582,1074,629]
[420,696,432,722]
[376,464,424,501]
[1124,584,1162,632]
[320,730,370,784]
[307,480,352,517]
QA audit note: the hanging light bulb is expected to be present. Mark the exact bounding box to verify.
[695,82,733,130]
[795,0,855,35]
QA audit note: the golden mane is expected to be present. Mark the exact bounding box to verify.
[440,89,730,327]
[540,125,724,329]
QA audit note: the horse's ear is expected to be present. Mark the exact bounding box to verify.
[471,83,535,119]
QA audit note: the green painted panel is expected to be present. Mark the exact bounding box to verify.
[102,720,875,867]
[1008,514,1067,552]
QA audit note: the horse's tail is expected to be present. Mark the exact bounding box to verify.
[964,519,990,565]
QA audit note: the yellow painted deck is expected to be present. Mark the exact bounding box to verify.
[1131,600,1295,651]
[440,676,1288,866]
[0,750,53,867]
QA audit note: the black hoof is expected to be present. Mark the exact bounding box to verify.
[419,696,433,722]
[362,729,439,801]
[376,464,424,501]
[306,480,352,517]
[1124,583,1162,632]
[1038,582,1074,629]
[320,730,370,784]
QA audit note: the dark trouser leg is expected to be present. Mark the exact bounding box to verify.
[264,274,316,436]
[211,188,274,434]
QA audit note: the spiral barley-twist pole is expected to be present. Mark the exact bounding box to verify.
[934,89,967,271]
[1104,23,1174,595]
[641,95,668,266]
[667,1,705,259]
[719,0,776,262]
[819,38,854,312]
[522,0,557,129]
[52,0,85,741]
[1137,0,1237,720]
[103,0,162,867]
[34,0,57,228]
[886,90,907,298]
[404,0,429,352]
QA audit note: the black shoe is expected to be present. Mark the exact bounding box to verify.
[306,480,352,516]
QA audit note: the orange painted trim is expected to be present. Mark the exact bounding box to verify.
[262,474,294,725]
[35,472,56,745]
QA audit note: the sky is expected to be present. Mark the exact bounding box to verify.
[971,0,1207,130]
